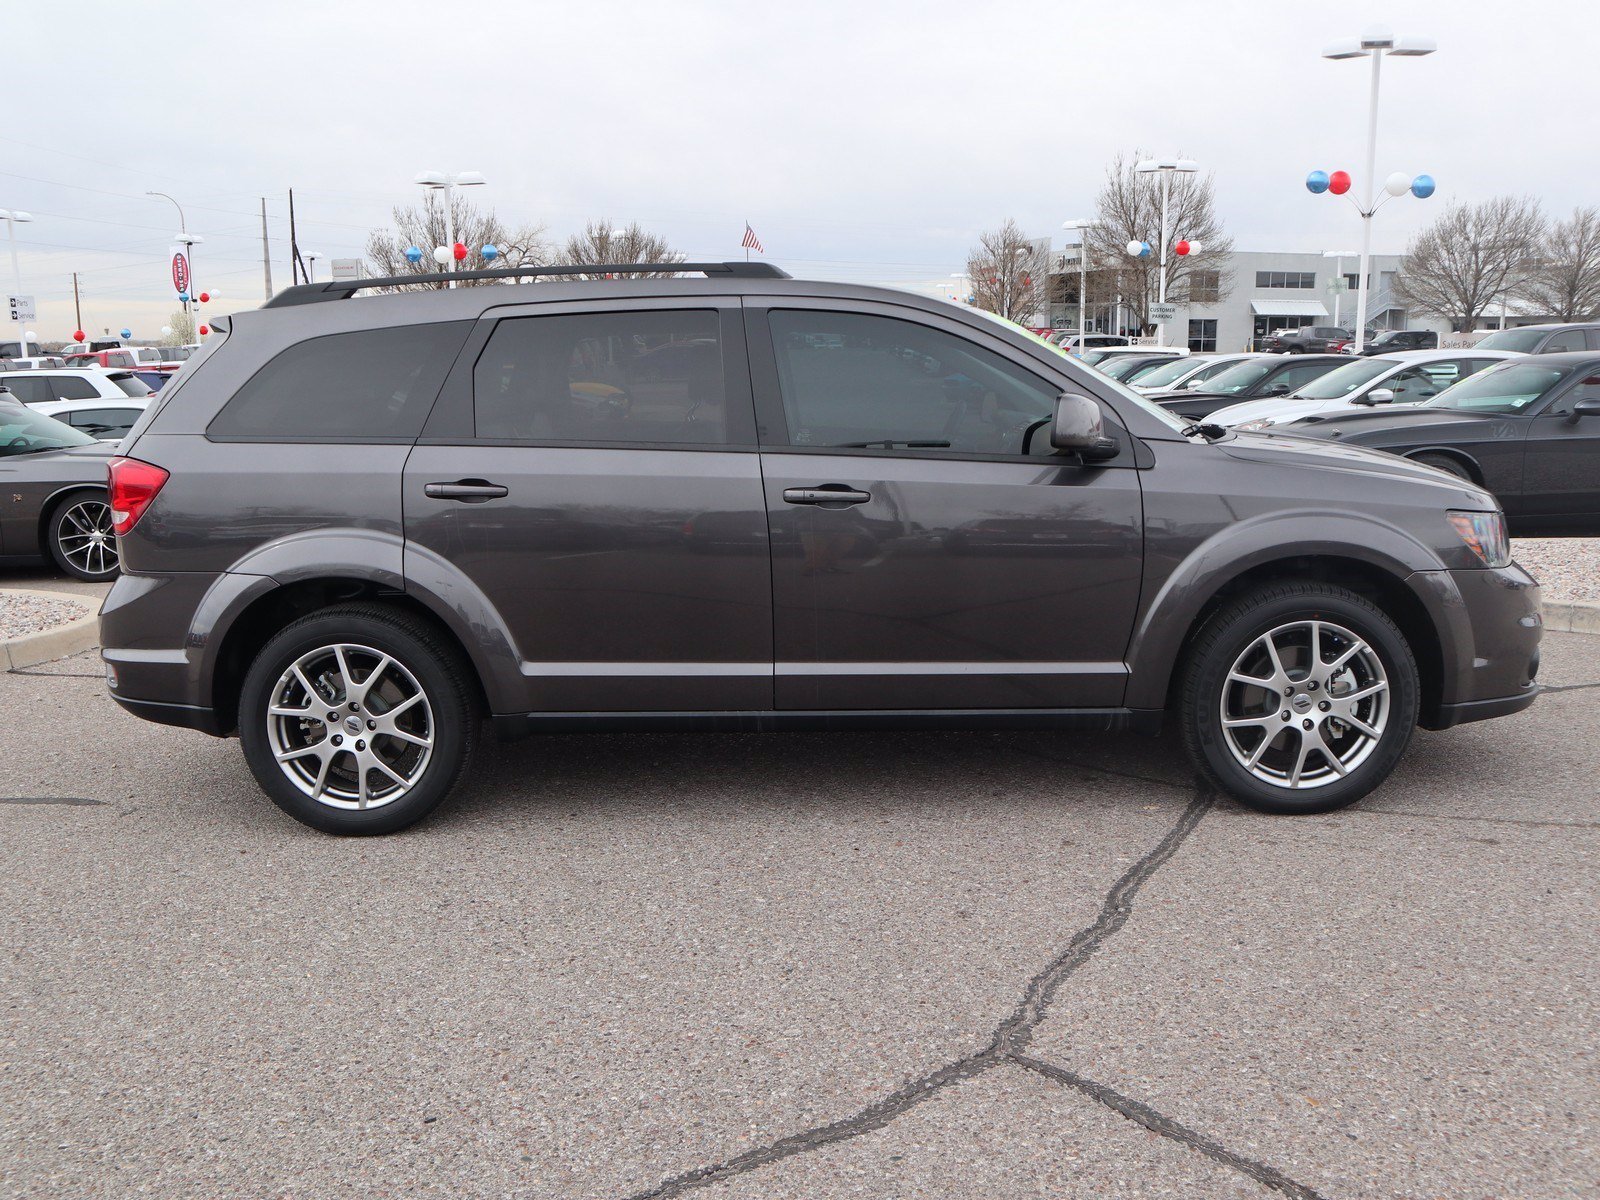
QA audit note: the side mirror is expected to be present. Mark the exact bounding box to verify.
[1568,396,1600,424]
[1051,393,1120,461]
[1265,383,1291,396]
[1356,387,1396,407]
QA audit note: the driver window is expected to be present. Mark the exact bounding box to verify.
[766,310,1059,455]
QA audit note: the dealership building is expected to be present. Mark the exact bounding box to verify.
[1049,248,1451,351]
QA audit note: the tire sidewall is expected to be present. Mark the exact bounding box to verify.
[1189,591,1419,814]
[48,490,119,582]
[239,613,471,835]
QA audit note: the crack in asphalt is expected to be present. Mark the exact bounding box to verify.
[623,791,1217,1199]
[0,796,105,806]
[3,668,102,678]
[1537,679,1600,693]
[1010,1055,1333,1200]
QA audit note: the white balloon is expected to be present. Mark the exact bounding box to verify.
[1384,172,1412,198]
[1186,239,1203,255]
[1125,239,1143,256]
[432,245,452,264]
[161,326,173,336]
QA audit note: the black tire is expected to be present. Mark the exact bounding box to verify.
[238,604,479,835]
[1179,582,1420,815]
[1409,452,1472,482]
[46,489,121,581]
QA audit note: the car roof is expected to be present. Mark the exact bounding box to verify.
[0,368,112,379]
[1374,348,1524,363]
[34,396,149,412]
[1501,350,1600,365]
[1494,322,1600,333]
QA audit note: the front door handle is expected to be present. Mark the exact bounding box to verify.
[425,479,509,502]
[783,485,872,506]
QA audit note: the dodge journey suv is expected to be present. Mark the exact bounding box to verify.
[100,263,1542,834]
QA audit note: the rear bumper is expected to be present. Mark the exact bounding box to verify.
[109,692,227,736]
[1426,687,1540,730]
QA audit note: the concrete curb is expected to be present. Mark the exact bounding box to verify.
[0,588,100,671]
[1543,600,1600,636]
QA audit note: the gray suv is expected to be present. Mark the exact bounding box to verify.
[99,262,1542,834]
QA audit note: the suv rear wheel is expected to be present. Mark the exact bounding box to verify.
[239,605,479,835]
[1179,583,1419,814]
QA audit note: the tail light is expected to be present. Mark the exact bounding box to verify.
[107,457,169,535]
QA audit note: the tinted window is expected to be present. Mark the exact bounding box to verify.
[1204,360,1277,395]
[50,376,100,401]
[69,407,139,437]
[474,310,726,444]
[1425,361,1572,415]
[1292,358,1393,399]
[0,402,96,455]
[1475,328,1547,352]
[211,322,470,439]
[109,373,153,397]
[1272,361,1342,392]
[767,310,1059,456]
[0,376,52,403]
[1544,329,1586,352]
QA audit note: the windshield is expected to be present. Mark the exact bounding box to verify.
[1473,328,1546,352]
[1200,360,1277,395]
[1133,357,1202,388]
[108,373,153,397]
[0,402,97,456]
[1422,361,1572,414]
[1291,357,1395,399]
[1102,356,1163,381]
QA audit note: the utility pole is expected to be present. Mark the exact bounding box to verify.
[288,188,302,285]
[260,198,273,300]
[72,271,81,332]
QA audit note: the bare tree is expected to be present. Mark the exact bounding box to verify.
[1517,206,1600,321]
[1086,152,1234,331]
[162,311,195,345]
[1394,196,1545,331]
[966,219,1050,324]
[557,220,684,278]
[366,192,547,288]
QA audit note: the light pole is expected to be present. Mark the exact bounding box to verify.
[413,170,486,288]
[1319,28,1436,352]
[1061,219,1100,339]
[1322,249,1359,327]
[1,208,35,355]
[948,272,969,304]
[306,251,323,283]
[1131,159,1197,346]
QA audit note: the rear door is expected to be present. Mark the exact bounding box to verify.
[746,299,1143,712]
[404,298,772,713]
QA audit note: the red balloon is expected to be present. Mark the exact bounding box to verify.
[1328,170,1352,196]
[198,325,209,336]
[1174,240,1191,256]
[73,329,86,341]
[198,291,210,303]
[452,242,468,261]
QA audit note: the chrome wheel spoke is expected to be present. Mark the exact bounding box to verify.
[1223,714,1278,730]
[1342,714,1382,740]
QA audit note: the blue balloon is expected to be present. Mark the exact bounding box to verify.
[120,328,132,339]
[404,245,424,263]
[481,243,499,261]
[1306,170,1331,195]
[1138,242,1152,258]
[177,292,189,303]
[1410,174,1436,199]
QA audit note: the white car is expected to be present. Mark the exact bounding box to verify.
[1208,349,1527,431]
[1079,344,1189,368]
[1132,353,1268,394]
[0,368,155,407]
[1,355,67,369]
[32,395,152,441]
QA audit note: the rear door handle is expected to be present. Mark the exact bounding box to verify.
[424,480,509,502]
[782,485,872,506]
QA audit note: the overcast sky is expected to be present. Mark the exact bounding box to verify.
[7,0,1597,338]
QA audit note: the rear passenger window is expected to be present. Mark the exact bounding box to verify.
[50,376,100,401]
[474,310,727,444]
[209,322,470,440]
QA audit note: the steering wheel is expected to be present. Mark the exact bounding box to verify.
[7,436,31,449]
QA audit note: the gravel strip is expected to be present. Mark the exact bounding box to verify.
[1514,537,1600,603]
[0,593,90,640]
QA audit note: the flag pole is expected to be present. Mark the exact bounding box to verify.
[745,220,749,262]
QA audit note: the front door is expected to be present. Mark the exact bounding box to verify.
[746,302,1144,711]
[404,299,772,712]
[1522,369,1600,530]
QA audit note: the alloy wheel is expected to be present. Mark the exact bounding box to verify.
[1218,619,1390,790]
[55,499,120,578]
[265,643,435,810]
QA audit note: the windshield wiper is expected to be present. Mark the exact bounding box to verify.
[1181,422,1228,440]
[835,439,952,449]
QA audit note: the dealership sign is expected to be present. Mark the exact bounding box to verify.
[171,248,191,296]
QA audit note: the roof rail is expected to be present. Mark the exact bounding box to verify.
[262,261,791,308]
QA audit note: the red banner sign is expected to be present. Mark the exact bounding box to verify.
[171,252,190,295]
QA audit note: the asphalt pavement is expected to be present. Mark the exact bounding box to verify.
[1,564,1596,1199]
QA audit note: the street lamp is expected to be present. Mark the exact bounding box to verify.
[414,170,486,288]
[948,272,969,304]
[306,251,323,283]
[1061,219,1100,340]
[0,208,35,354]
[1129,159,1198,346]
[1316,27,1437,352]
[1321,249,1360,327]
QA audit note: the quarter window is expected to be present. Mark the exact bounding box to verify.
[209,322,471,440]
[766,310,1060,456]
[50,376,100,401]
[0,376,52,403]
[474,309,728,444]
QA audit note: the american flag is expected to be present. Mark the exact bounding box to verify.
[740,223,764,254]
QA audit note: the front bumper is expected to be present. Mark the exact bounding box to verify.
[1410,562,1542,730]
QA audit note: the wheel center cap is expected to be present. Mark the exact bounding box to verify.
[1291,693,1314,714]
[344,715,364,734]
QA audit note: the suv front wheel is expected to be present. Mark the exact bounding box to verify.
[239,605,479,835]
[1179,583,1420,814]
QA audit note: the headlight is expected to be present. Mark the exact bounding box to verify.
[1447,510,1510,568]
[1235,418,1276,432]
